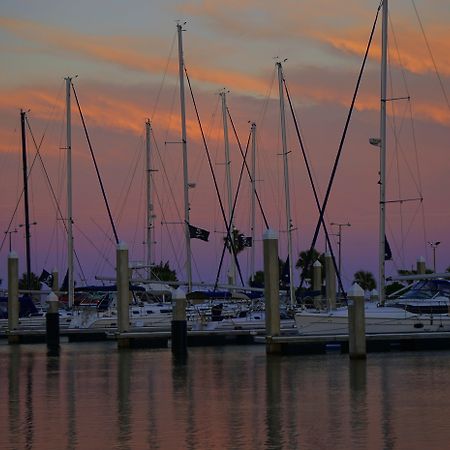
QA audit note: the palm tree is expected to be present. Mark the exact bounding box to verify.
[223,227,247,256]
[296,248,325,286]
[151,261,178,283]
[18,272,40,291]
[353,270,376,292]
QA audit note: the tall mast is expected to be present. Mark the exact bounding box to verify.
[145,119,154,279]
[220,90,235,285]
[177,22,192,291]
[20,110,31,289]
[65,77,74,307]
[277,62,295,306]
[379,0,388,305]
[250,122,256,283]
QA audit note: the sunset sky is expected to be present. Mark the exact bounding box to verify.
[0,0,449,289]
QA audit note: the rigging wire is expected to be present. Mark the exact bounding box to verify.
[71,82,119,245]
[184,66,246,287]
[411,0,450,112]
[151,32,177,120]
[213,126,252,290]
[283,76,346,296]
[389,14,428,266]
[150,128,184,275]
[228,113,270,229]
[299,0,382,291]
[25,118,88,285]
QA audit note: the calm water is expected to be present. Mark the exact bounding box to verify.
[1,341,450,450]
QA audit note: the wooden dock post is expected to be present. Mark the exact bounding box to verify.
[312,260,322,308]
[325,252,336,310]
[264,229,281,354]
[348,283,366,359]
[7,251,20,344]
[171,288,187,357]
[46,292,60,354]
[117,242,130,347]
[417,256,426,275]
[51,268,59,293]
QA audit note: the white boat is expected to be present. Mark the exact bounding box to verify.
[295,286,450,335]
[295,0,450,337]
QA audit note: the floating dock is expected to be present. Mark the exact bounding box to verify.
[4,327,450,354]
[258,332,450,354]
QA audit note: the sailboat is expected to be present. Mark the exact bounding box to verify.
[294,0,450,336]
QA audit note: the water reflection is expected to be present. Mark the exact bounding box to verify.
[117,350,132,450]
[2,344,450,449]
[265,356,283,449]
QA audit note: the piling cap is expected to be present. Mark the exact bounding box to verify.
[263,229,278,240]
[418,256,425,263]
[313,260,322,268]
[172,287,186,300]
[117,241,128,250]
[8,250,18,259]
[348,283,365,298]
[46,291,59,303]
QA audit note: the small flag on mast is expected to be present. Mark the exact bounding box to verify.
[384,235,392,261]
[238,234,253,248]
[38,269,53,287]
[188,224,210,242]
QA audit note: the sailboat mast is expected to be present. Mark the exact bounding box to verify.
[220,90,236,285]
[20,110,31,289]
[250,122,256,283]
[145,119,154,280]
[379,0,388,305]
[277,62,295,306]
[65,77,74,307]
[177,23,192,292]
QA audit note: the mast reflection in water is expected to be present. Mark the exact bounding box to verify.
[1,342,450,449]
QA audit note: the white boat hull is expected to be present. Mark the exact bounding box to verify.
[295,303,450,336]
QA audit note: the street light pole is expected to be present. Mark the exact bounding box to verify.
[330,222,351,287]
[428,241,441,272]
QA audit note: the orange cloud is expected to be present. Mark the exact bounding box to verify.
[314,24,450,77]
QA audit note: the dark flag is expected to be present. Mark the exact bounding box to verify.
[188,224,210,242]
[60,269,69,291]
[238,234,253,248]
[39,269,53,287]
[384,235,392,261]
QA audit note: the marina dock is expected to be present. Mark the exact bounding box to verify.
[4,326,450,354]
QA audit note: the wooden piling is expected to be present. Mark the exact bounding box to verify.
[264,229,281,354]
[171,288,187,357]
[325,252,336,310]
[312,260,322,309]
[348,283,366,359]
[8,251,19,344]
[46,292,60,354]
[417,256,426,275]
[117,242,130,335]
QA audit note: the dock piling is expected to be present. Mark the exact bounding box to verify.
[7,251,19,344]
[171,288,187,357]
[348,283,366,359]
[325,252,336,310]
[46,291,60,354]
[117,242,130,338]
[264,229,281,354]
[312,260,322,308]
[417,256,426,275]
